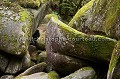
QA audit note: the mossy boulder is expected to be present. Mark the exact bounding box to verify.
[62,67,96,79]
[68,0,96,30]
[85,0,120,39]
[69,0,120,39]
[48,71,60,79]
[0,2,33,55]
[15,0,41,8]
[46,17,117,63]
[43,14,59,23]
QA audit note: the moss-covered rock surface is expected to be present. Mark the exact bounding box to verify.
[69,0,120,39]
[0,2,33,55]
[46,17,117,63]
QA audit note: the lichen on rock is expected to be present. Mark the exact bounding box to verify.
[0,2,33,55]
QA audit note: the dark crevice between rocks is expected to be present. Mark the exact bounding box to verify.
[0,50,26,77]
[3,57,10,74]
[47,53,109,79]
[30,30,40,46]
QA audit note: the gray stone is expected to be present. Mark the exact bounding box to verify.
[62,67,96,79]
[5,52,31,74]
[16,62,47,78]
[0,2,33,55]
[46,18,117,63]
[30,3,48,34]
[15,71,59,79]
[16,72,48,79]
[47,52,93,76]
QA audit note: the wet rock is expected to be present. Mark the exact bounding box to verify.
[0,75,14,79]
[5,52,31,74]
[46,17,117,63]
[47,52,93,76]
[62,67,96,79]
[0,2,33,55]
[37,51,47,63]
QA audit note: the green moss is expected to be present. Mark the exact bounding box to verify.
[103,0,120,33]
[81,67,93,71]
[19,10,29,22]
[17,0,41,8]
[80,0,120,39]
[22,25,26,33]
[68,0,97,27]
[50,17,117,62]
[107,41,120,76]
[48,71,60,79]
[0,2,33,55]
[44,14,59,23]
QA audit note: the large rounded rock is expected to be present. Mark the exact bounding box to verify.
[0,2,33,55]
[46,17,117,63]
